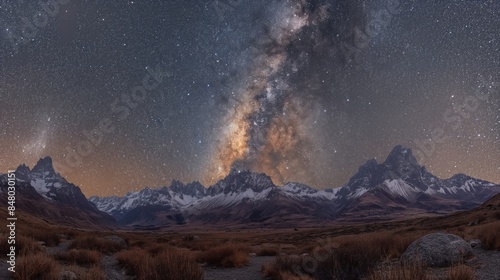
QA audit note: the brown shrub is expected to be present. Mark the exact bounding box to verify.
[117,248,146,276]
[340,232,420,260]
[178,239,220,251]
[197,244,250,268]
[315,242,380,280]
[81,265,107,280]
[265,251,377,280]
[368,262,429,280]
[473,221,500,250]
[146,244,173,256]
[447,265,475,280]
[21,229,61,246]
[54,249,102,266]
[118,247,203,280]
[262,255,306,280]
[262,234,400,280]
[0,235,45,258]
[13,253,60,280]
[69,235,124,254]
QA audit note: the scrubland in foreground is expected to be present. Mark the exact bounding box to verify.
[0,205,499,280]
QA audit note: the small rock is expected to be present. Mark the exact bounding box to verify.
[248,252,257,257]
[469,239,481,248]
[300,253,310,257]
[104,235,127,247]
[37,241,46,246]
[401,233,473,267]
[59,270,77,280]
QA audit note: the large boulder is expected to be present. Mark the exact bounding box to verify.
[400,233,473,267]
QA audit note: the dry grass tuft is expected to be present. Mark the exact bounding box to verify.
[117,248,146,276]
[472,221,500,250]
[447,265,475,280]
[54,249,102,266]
[368,262,430,280]
[371,232,420,259]
[260,232,421,280]
[69,235,124,254]
[13,253,60,280]
[316,241,380,280]
[197,244,250,268]
[82,265,107,280]
[117,247,203,280]
[262,255,306,280]
[20,228,61,246]
[0,235,45,258]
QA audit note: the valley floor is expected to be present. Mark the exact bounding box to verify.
[204,256,274,280]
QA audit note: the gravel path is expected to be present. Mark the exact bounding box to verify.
[45,240,71,255]
[101,255,134,280]
[204,256,274,280]
[0,262,12,280]
[468,247,500,280]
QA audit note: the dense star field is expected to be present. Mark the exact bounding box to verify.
[0,0,499,196]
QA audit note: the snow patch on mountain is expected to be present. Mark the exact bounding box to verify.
[31,178,51,194]
[282,182,339,200]
[382,179,418,200]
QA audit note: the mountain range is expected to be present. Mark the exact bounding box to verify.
[1,145,498,229]
[90,145,499,228]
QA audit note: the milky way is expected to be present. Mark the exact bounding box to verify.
[207,0,368,184]
[0,0,498,196]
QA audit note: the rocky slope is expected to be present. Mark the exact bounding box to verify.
[0,157,116,229]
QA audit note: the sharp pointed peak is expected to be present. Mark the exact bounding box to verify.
[383,145,419,166]
[32,156,56,174]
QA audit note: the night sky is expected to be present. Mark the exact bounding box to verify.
[0,0,498,197]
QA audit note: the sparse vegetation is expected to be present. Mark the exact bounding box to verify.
[82,265,107,280]
[316,241,380,280]
[13,253,60,280]
[0,204,497,280]
[471,221,500,250]
[261,231,423,280]
[197,244,251,268]
[54,249,102,266]
[368,262,430,280]
[20,228,62,247]
[261,243,379,280]
[69,235,124,254]
[0,235,45,258]
[262,255,306,280]
[117,247,203,280]
[61,265,107,280]
[446,265,475,280]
